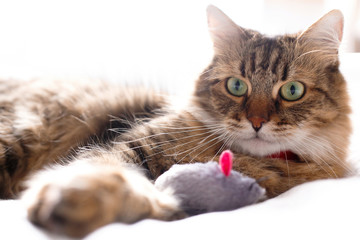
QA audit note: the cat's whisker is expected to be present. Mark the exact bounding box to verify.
[290,141,334,177]
[111,125,221,146]
[208,139,228,163]
[172,129,225,161]
[274,139,291,183]
[110,125,219,139]
[175,130,227,164]
[112,129,219,158]
[206,130,235,163]
[187,132,228,164]
[294,136,339,177]
[302,133,354,174]
[121,126,225,165]
[146,129,222,159]
[306,133,346,153]
[147,122,224,129]
[198,67,215,77]
[274,134,332,177]
[294,49,323,62]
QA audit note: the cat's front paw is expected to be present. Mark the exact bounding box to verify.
[26,183,117,238]
[22,162,183,238]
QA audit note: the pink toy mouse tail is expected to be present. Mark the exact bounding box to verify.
[219,150,233,177]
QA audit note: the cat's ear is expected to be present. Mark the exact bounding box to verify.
[298,10,344,54]
[206,5,247,52]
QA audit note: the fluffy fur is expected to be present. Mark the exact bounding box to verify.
[0,6,353,238]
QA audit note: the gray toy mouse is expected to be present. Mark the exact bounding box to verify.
[155,150,266,215]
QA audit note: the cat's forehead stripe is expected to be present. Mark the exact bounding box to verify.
[250,52,256,74]
[240,61,246,77]
[271,50,282,75]
[259,40,277,70]
[242,37,291,83]
[281,64,288,81]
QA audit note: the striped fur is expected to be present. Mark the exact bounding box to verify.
[0,6,351,238]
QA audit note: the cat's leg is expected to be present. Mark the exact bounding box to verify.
[22,154,184,238]
[0,98,102,199]
[0,79,166,199]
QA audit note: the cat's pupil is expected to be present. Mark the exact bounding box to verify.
[235,80,240,90]
[290,85,296,95]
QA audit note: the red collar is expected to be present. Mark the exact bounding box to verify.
[267,151,299,161]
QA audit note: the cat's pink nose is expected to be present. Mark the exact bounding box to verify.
[247,116,267,132]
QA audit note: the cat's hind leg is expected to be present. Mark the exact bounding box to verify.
[0,79,167,199]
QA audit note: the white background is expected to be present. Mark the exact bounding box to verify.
[0,0,358,95]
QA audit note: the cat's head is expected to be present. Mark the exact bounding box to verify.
[193,6,351,163]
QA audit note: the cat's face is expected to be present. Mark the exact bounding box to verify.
[194,6,351,161]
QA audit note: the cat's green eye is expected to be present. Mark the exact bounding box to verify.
[226,77,248,97]
[280,81,305,101]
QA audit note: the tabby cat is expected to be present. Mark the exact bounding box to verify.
[0,5,353,237]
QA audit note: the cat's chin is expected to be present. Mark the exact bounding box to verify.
[229,137,288,158]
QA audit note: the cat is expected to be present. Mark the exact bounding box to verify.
[0,5,352,238]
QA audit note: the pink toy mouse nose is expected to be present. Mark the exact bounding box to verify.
[219,150,233,177]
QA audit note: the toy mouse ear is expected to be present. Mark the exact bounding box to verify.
[219,150,233,177]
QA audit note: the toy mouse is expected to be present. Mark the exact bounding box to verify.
[155,150,266,215]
